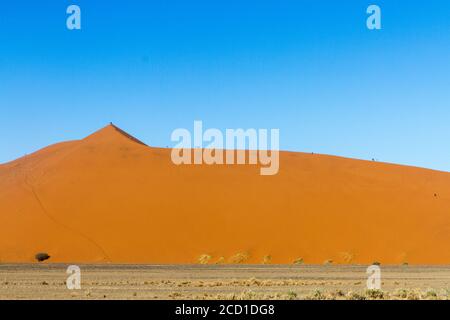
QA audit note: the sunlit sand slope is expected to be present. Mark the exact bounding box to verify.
[1,125,450,264]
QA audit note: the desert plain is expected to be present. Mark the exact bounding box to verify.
[1,264,450,300]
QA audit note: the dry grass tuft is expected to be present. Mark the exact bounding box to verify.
[308,290,327,300]
[286,291,297,300]
[346,291,366,300]
[365,289,385,299]
[198,254,212,264]
[229,252,249,264]
[262,255,272,264]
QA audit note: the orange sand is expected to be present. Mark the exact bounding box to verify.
[1,124,450,264]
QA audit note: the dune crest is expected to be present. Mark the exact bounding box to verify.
[1,125,450,264]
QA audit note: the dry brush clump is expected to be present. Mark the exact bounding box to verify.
[193,290,260,300]
[286,291,298,300]
[195,290,301,300]
[346,291,367,300]
[391,288,442,300]
[229,252,249,264]
[262,255,272,264]
[365,289,385,299]
[303,288,450,300]
[424,289,438,299]
[186,286,450,300]
[197,254,212,264]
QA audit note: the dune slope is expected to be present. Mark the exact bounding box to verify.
[1,124,450,264]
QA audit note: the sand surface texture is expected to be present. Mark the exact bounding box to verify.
[1,125,450,264]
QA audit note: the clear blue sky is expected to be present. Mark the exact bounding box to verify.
[1,1,450,171]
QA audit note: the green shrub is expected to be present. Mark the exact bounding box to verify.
[35,253,50,262]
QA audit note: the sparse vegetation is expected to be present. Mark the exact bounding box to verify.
[228,290,258,300]
[394,288,408,299]
[425,289,437,299]
[198,254,212,264]
[293,258,304,265]
[323,259,333,265]
[309,290,327,300]
[229,252,249,264]
[365,289,385,299]
[286,291,297,300]
[405,290,420,300]
[347,291,366,300]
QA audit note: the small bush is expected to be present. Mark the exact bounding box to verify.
[35,253,50,262]
[372,261,381,266]
[293,258,304,265]
[323,259,333,265]
[425,290,437,299]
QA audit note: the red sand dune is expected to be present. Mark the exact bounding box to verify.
[1,124,450,264]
